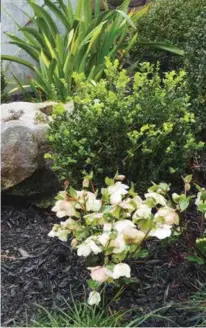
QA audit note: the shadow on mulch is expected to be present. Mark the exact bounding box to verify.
[1,203,206,327]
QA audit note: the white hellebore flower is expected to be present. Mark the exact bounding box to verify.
[52,200,77,218]
[145,192,167,206]
[48,228,58,239]
[103,223,112,232]
[172,193,180,203]
[195,190,206,206]
[110,233,126,253]
[133,204,152,220]
[114,220,135,233]
[110,192,122,205]
[77,244,91,257]
[98,233,110,247]
[48,226,69,242]
[108,182,129,195]
[77,238,102,257]
[112,263,131,279]
[118,199,134,210]
[87,266,109,283]
[108,182,129,205]
[83,178,90,188]
[195,192,201,206]
[154,207,179,225]
[84,212,104,225]
[150,224,172,240]
[88,291,101,306]
[60,218,77,229]
[123,226,145,244]
[132,196,143,208]
[86,192,102,212]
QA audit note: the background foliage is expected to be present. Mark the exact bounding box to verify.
[1,66,9,103]
[185,8,206,132]
[130,0,205,72]
[2,0,136,102]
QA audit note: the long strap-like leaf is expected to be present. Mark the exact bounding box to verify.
[137,41,184,55]
[44,0,70,31]
[29,1,59,45]
[1,55,35,70]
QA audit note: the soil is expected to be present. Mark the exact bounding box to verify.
[1,201,206,327]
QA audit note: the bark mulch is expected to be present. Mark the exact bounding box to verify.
[1,203,206,327]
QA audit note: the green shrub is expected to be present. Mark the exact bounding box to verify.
[1,67,9,103]
[47,59,203,188]
[130,0,205,72]
[185,9,206,131]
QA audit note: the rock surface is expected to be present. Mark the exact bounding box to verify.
[1,101,73,191]
[1,121,38,190]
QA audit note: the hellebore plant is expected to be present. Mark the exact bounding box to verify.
[49,174,177,305]
[48,174,206,305]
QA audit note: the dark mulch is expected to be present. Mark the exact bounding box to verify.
[1,205,88,327]
[1,202,206,327]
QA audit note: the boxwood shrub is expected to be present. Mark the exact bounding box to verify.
[47,59,203,189]
[185,8,206,133]
[130,0,205,72]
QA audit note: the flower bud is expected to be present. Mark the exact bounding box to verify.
[115,175,126,181]
[83,178,90,188]
[71,238,77,247]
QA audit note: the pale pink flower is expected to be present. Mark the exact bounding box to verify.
[71,238,77,247]
[115,175,126,181]
[87,266,109,283]
[154,207,179,225]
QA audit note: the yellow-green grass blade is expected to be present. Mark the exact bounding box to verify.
[116,9,136,29]
[35,17,56,46]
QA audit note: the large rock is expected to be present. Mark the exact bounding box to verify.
[1,101,73,191]
[1,121,39,190]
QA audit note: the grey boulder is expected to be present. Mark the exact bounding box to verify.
[1,121,39,190]
[1,101,73,191]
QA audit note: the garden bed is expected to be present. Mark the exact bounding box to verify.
[2,201,206,327]
[1,0,206,326]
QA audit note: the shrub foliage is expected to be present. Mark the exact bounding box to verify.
[1,67,9,103]
[47,59,203,187]
[185,8,206,130]
[130,0,205,72]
